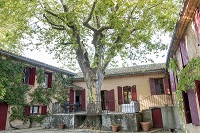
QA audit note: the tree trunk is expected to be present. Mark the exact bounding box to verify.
[85,68,104,114]
[80,68,105,129]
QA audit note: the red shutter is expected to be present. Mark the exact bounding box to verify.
[195,80,200,108]
[163,77,170,95]
[187,89,200,126]
[48,73,52,88]
[131,85,137,101]
[180,38,189,67]
[41,106,47,115]
[109,89,115,111]
[117,86,123,104]
[81,89,86,111]
[169,70,176,92]
[182,91,192,124]
[25,106,30,116]
[29,67,36,85]
[194,5,200,45]
[69,89,74,104]
[149,78,156,95]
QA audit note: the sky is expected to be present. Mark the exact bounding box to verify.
[23,45,169,73]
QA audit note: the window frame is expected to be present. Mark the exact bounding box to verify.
[30,106,39,115]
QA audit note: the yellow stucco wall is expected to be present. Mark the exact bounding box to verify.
[74,72,172,111]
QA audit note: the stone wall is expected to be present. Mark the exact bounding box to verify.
[102,113,142,132]
[43,114,74,129]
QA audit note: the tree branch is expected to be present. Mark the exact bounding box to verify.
[83,0,97,31]
[98,25,111,33]
[43,14,66,30]
[60,0,68,12]
[45,9,65,22]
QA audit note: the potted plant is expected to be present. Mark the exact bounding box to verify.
[140,121,150,131]
[111,123,119,132]
[58,123,65,129]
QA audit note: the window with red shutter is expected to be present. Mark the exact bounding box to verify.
[195,80,200,108]
[25,106,30,116]
[69,89,74,104]
[149,78,156,95]
[169,70,176,92]
[187,89,200,126]
[149,78,168,95]
[47,73,52,88]
[29,67,36,85]
[117,86,123,104]
[182,91,192,124]
[194,5,200,46]
[109,89,115,111]
[44,72,52,88]
[81,89,86,111]
[41,106,47,115]
[131,85,137,101]
[163,77,170,95]
[180,38,189,67]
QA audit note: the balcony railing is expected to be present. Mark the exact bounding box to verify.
[51,95,173,114]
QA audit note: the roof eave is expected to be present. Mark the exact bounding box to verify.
[166,0,199,68]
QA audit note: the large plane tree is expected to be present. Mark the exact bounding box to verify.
[0,0,181,128]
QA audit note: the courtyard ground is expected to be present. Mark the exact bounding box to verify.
[0,127,172,133]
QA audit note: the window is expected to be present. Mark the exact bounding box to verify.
[118,85,137,104]
[149,77,170,95]
[123,86,132,104]
[44,72,52,88]
[24,67,36,85]
[30,106,39,114]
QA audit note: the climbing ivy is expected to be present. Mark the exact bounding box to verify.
[0,56,30,105]
[168,57,200,125]
[29,68,71,106]
[0,55,72,124]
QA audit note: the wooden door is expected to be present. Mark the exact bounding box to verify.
[152,108,163,128]
[0,103,8,130]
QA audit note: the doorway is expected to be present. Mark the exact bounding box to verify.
[0,103,8,130]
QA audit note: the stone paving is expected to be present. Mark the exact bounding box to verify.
[0,128,173,133]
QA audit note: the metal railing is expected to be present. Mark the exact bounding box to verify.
[51,95,173,114]
[139,94,173,111]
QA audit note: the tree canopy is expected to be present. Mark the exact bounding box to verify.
[0,0,182,69]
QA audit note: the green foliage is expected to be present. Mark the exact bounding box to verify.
[0,0,182,69]
[10,106,29,123]
[0,0,38,53]
[168,58,178,74]
[168,57,200,123]
[29,68,71,105]
[0,56,30,105]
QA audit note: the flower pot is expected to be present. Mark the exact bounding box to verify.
[111,125,119,132]
[58,124,65,129]
[140,122,150,131]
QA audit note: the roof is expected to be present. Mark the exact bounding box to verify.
[75,63,166,80]
[166,0,199,67]
[0,49,76,76]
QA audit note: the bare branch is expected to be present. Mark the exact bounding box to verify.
[83,0,97,31]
